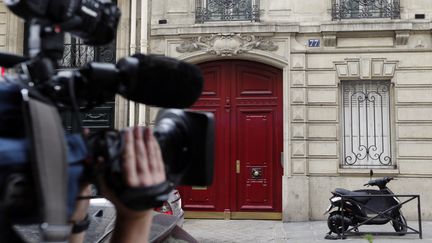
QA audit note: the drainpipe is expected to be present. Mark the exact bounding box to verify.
[128,0,137,126]
[138,0,149,126]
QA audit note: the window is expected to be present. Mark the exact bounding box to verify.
[342,81,392,168]
[332,0,400,20]
[59,34,117,134]
[60,34,116,69]
[60,35,95,68]
[195,0,260,23]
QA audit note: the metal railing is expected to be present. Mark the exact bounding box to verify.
[342,81,392,167]
[195,0,260,23]
[60,38,116,69]
[339,194,422,239]
[332,0,400,20]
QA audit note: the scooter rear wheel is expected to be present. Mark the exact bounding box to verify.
[327,211,350,234]
[392,213,407,236]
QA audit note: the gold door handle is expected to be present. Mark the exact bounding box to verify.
[236,160,240,174]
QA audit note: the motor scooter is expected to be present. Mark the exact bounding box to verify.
[324,172,407,238]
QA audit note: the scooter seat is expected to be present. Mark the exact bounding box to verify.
[334,188,370,204]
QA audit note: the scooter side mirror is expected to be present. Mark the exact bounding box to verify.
[369,169,373,180]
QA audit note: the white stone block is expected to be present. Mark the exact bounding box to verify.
[337,37,393,48]
[395,71,432,85]
[372,60,384,76]
[393,52,432,68]
[308,142,338,157]
[348,61,360,77]
[166,0,190,14]
[398,142,432,157]
[292,159,306,174]
[291,71,305,86]
[308,159,338,174]
[292,106,306,121]
[336,64,348,77]
[291,54,305,69]
[307,72,337,86]
[292,124,306,138]
[399,160,432,174]
[397,89,432,103]
[360,58,371,79]
[383,63,396,77]
[397,107,432,121]
[283,176,309,221]
[308,107,338,121]
[308,55,336,69]
[292,142,306,157]
[291,89,306,104]
[307,90,338,104]
[398,125,432,139]
[308,125,338,139]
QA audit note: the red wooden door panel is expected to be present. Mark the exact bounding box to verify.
[180,61,229,212]
[231,62,283,212]
[236,109,276,210]
[180,60,282,215]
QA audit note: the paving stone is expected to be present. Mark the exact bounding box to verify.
[183,220,429,243]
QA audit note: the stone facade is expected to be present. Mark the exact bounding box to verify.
[0,1,23,54]
[3,0,432,221]
[146,0,432,221]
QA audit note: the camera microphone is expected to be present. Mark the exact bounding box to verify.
[80,53,204,108]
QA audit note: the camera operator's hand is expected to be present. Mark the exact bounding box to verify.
[103,126,166,243]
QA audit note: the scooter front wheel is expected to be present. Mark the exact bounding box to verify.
[391,213,407,236]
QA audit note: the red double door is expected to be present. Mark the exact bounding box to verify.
[180,60,283,218]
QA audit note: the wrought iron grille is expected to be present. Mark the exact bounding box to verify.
[342,81,392,167]
[195,0,260,23]
[60,35,116,68]
[59,34,116,134]
[332,0,400,20]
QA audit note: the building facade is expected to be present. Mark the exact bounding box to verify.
[147,0,432,221]
[3,0,432,221]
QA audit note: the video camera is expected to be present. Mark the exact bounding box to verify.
[0,0,214,241]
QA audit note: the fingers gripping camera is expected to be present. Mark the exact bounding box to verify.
[0,0,215,240]
[86,109,214,210]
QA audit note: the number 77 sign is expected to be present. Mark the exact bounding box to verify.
[308,39,320,47]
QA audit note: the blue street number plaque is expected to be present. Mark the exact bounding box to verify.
[308,39,320,47]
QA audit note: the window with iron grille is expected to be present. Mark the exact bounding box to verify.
[332,0,400,20]
[59,34,116,69]
[195,0,260,23]
[59,34,116,134]
[341,81,392,168]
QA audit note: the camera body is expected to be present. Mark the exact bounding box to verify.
[5,0,120,45]
[0,0,214,240]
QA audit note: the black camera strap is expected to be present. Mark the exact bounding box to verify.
[20,88,71,242]
[117,181,173,211]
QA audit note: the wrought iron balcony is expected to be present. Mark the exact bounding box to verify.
[332,0,400,20]
[195,0,260,23]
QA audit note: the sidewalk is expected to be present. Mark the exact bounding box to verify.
[183,219,430,243]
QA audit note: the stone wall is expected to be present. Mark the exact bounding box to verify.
[147,0,432,221]
[0,1,23,54]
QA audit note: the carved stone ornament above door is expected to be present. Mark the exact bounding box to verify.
[176,33,278,56]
